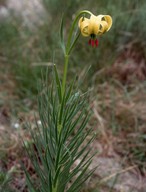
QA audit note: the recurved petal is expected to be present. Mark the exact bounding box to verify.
[99,21,108,34]
[78,17,89,27]
[79,18,90,37]
[97,15,112,31]
[103,15,112,31]
[81,25,90,37]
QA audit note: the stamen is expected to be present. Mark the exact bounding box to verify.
[95,39,98,47]
[91,40,94,47]
[88,38,98,47]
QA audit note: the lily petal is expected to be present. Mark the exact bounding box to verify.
[104,15,112,31]
[99,21,108,34]
[88,14,101,35]
[97,15,112,31]
[93,22,101,35]
[78,17,90,36]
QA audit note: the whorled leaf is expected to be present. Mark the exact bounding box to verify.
[23,66,96,192]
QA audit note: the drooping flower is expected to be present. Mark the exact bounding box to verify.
[78,13,112,47]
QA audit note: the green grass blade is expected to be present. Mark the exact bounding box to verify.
[60,15,66,54]
[53,64,62,103]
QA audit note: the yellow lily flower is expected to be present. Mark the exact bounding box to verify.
[78,13,112,47]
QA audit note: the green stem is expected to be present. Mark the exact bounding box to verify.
[62,54,69,96]
[66,10,92,54]
[52,185,58,192]
[53,10,93,190]
[61,10,92,96]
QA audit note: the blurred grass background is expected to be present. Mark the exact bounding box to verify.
[0,0,146,191]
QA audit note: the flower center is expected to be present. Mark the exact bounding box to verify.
[90,34,96,39]
[88,34,98,47]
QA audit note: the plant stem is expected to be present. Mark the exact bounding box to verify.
[61,10,92,96]
[66,10,92,54]
[62,54,69,96]
[52,186,57,192]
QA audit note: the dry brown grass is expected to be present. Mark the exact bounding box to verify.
[92,79,146,172]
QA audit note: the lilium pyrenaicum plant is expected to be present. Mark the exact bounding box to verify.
[78,13,112,47]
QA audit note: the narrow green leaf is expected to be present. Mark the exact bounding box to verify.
[73,133,96,162]
[60,15,66,54]
[67,161,91,192]
[24,168,37,192]
[65,77,76,103]
[69,166,98,192]
[54,64,62,103]
[68,32,80,55]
